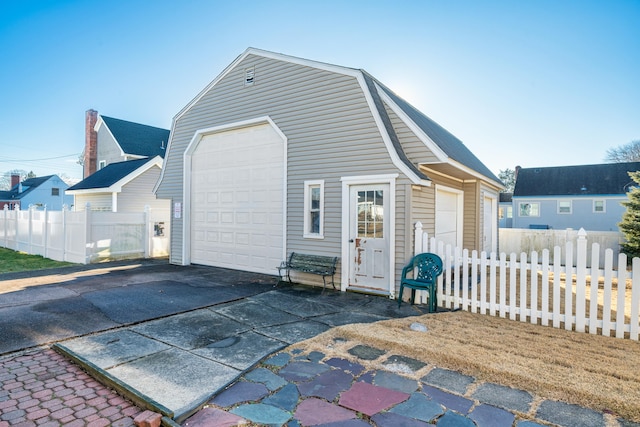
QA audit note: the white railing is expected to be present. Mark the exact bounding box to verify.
[414,222,640,340]
[0,204,170,264]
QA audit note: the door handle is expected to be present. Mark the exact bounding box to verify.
[349,239,354,243]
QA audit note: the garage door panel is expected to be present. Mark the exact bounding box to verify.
[191,123,284,274]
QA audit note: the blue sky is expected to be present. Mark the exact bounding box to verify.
[0,0,638,182]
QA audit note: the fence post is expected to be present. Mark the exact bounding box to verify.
[144,205,151,259]
[414,221,423,256]
[62,205,67,261]
[28,205,34,254]
[43,207,49,259]
[575,228,588,333]
[85,203,91,264]
[2,205,7,248]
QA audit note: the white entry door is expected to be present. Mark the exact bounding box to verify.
[348,184,390,293]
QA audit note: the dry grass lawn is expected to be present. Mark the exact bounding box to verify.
[291,310,640,423]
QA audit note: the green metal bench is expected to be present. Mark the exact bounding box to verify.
[277,252,338,289]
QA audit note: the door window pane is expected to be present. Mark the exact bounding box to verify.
[357,189,384,238]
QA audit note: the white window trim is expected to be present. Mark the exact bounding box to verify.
[99,160,106,170]
[557,200,572,214]
[303,180,324,239]
[593,199,606,213]
[519,202,540,217]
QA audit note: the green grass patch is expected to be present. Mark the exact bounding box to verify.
[0,247,74,273]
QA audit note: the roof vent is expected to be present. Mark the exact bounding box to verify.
[244,67,255,86]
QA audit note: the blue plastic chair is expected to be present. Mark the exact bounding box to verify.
[398,253,443,312]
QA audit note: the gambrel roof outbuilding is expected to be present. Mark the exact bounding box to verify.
[156,47,502,296]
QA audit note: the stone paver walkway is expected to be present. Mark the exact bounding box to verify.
[0,348,144,427]
[183,339,637,427]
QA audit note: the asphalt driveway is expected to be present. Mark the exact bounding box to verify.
[0,259,278,355]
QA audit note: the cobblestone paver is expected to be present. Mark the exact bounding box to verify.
[182,339,634,427]
[0,348,144,427]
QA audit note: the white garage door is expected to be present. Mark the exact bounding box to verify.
[190,123,284,274]
[435,188,462,249]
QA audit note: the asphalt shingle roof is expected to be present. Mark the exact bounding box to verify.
[67,158,155,191]
[0,175,55,201]
[368,73,501,184]
[513,162,640,197]
[101,116,169,158]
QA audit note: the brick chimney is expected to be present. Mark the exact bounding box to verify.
[10,174,20,188]
[84,109,98,178]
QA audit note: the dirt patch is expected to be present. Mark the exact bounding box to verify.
[291,310,640,422]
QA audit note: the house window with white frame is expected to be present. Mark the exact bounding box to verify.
[499,206,512,219]
[558,200,572,214]
[304,180,324,238]
[99,160,106,170]
[593,200,605,213]
[519,202,539,217]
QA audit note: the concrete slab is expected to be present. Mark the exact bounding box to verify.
[248,291,340,317]
[106,348,240,421]
[312,311,388,327]
[82,280,242,324]
[57,329,170,369]
[131,309,249,350]
[258,320,330,344]
[192,330,286,370]
[212,299,302,327]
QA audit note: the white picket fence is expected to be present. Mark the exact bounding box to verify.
[414,222,640,340]
[0,204,170,264]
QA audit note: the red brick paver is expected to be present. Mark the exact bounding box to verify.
[0,348,144,426]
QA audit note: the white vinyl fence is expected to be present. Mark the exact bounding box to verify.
[414,222,640,340]
[0,204,170,264]
[499,228,623,268]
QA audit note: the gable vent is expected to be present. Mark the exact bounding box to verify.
[244,67,255,86]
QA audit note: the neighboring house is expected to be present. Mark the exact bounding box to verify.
[499,192,513,228]
[82,109,170,178]
[66,156,168,213]
[71,110,171,214]
[155,48,503,296]
[0,174,73,210]
[511,162,640,231]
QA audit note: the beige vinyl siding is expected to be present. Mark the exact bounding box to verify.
[384,102,440,165]
[96,125,123,166]
[157,54,410,267]
[74,193,112,211]
[463,181,478,250]
[118,167,169,213]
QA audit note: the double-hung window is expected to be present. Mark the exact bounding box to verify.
[558,200,572,214]
[304,180,324,238]
[593,200,605,213]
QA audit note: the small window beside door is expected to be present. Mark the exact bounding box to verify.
[304,180,324,238]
